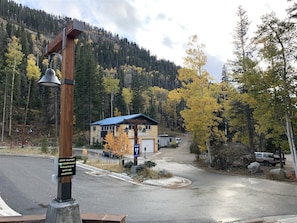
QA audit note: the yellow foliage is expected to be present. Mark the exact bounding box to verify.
[104,132,115,151]
[122,88,133,105]
[168,89,182,103]
[82,148,88,157]
[103,73,120,94]
[26,54,41,80]
[114,108,121,116]
[177,35,222,150]
[104,126,131,157]
[5,36,24,70]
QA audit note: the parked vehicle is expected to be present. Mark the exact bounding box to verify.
[102,150,120,159]
[175,137,182,144]
[273,151,286,165]
[254,152,285,166]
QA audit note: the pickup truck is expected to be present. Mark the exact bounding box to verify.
[255,152,286,166]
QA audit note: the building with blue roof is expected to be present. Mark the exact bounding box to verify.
[90,114,159,155]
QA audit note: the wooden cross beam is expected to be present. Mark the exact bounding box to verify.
[45,20,84,56]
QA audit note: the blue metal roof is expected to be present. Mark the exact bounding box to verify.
[90,113,158,126]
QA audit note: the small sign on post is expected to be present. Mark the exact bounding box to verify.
[134,144,140,158]
[58,157,76,177]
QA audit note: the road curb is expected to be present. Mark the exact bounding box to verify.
[0,196,21,217]
[232,215,297,223]
[143,176,192,188]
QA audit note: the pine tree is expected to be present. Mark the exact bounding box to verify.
[74,42,104,131]
[228,6,256,152]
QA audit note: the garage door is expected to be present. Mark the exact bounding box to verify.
[141,139,154,153]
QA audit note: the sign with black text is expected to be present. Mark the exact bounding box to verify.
[58,157,76,177]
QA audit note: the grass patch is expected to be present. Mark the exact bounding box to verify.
[87,160,124,173]
[0,147,55,155]
[286,170,297,182]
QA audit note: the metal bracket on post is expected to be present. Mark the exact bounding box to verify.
[61,78,75,85]
[45,45,49,55]
[62,27,66,50]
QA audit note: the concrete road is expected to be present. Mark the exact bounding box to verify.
[1,154,297,222]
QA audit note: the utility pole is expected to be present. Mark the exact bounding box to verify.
[43,20,83,223]
[124,119,146,165]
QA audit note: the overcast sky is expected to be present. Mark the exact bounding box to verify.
[13,0,291,81]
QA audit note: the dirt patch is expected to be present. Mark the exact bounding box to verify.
[153,133,297,184]
[195,158,297,183]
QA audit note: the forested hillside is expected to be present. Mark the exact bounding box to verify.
[2,0,297,170]
[0,0,183,145]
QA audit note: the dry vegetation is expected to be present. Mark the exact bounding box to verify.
[87,160,124,173]
[0,147,56,156]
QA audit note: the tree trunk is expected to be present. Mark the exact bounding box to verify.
[126,103,130,115]
[9,57,16,136]
[285,113,297,178]
[246,105,255,153]
[24,79,32,125]
[110,93,114,117]
[1,73,8,142]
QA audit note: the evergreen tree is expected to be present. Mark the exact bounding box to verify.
[74,42,103,131]
[228,6,256,152]
[131,70,145,114]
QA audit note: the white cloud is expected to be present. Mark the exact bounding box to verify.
[13,0,290,81]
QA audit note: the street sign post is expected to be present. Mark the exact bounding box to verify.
[134,144,140,158]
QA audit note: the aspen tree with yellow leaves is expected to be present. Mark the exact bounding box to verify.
[122,87,133,115]
[3,36,24,138]
[24,54,41,125]
[104,126,131,158]
[103,69,120,117]
[176,35,221,152]
[165,89,181,128]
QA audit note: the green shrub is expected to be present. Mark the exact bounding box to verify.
[158,169,173,178]
[91,141,103,149]
[190,141,200,154]
[170,142,177,148]
[75,135,86,147]
[144,160,156,168]
[136,164,146,173]
[41,137,48,154]
[124,161,134,169]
